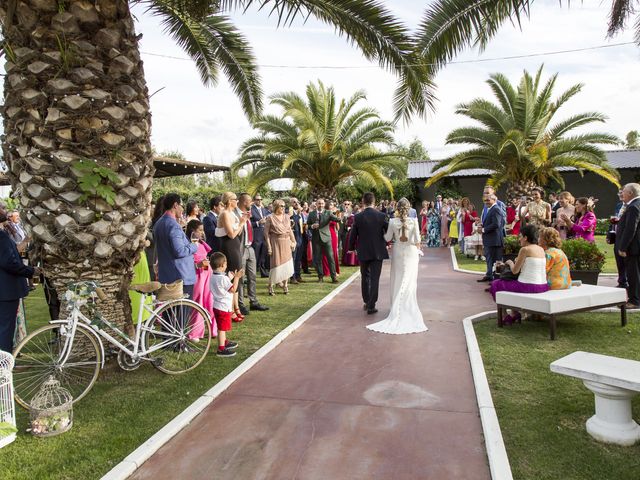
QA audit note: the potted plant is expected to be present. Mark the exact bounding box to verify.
[561,238,606,285]
[502,235,521,262]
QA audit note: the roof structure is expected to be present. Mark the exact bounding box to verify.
[408,149,640,180]
[0,156,229,186]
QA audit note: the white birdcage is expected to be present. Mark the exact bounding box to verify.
[0,351,17,448]
[29,376,73,437]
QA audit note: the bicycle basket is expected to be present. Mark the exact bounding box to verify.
[156,280,184,301]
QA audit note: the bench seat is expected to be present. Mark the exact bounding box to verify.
[551,351,640,446]
[495,285,627,340]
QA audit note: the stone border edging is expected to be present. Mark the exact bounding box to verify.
[101,270,361,480]
[463,311,514,480]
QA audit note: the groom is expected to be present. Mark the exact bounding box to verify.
[348,192,389,314]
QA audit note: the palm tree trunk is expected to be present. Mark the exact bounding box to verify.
[309,187,338,205]
[505,180,538,202]
[1,0,154,330]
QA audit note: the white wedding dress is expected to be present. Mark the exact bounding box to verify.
[366,217,428,335]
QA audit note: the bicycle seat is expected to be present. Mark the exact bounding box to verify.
[129,281,161,294]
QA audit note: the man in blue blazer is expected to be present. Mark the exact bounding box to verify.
[153,194,198,298]
[348,192,389,314]
[251,195,270,277]
[202,195,223,253]
[0,209,36,352]
[479,194,505,282]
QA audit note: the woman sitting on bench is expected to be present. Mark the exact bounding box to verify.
[489,224,550,324]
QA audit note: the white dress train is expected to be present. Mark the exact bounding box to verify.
[366,217,428,335]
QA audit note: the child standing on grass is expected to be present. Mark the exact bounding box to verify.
[210,252,243,357]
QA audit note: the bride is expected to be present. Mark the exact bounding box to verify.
[367,198,428,335]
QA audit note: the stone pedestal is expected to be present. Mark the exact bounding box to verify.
[583,380,640,446]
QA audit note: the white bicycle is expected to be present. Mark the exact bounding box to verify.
[12,281,212,408]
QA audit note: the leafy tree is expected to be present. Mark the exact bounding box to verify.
[426,66,620,199]
[415,0,640,83]
[625,130,639,149]
[0,0,432,328]
[234,81,406,201]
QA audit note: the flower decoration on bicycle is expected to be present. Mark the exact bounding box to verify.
[63,281,107,330]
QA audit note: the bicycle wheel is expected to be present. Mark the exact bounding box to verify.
[144,299,212,374]
[13,324,101,409]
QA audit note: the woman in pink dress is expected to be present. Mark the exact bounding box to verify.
[322,201,341,276]
[186,220,217,339]
[561,197,597,242]
[419,200,429,237]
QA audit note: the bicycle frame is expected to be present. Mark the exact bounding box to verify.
[50,294,203,368]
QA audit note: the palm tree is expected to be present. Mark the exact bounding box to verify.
[234,81,405,200]
[0,0,432,329]
[415,0,640,80]
[425,66,620,199]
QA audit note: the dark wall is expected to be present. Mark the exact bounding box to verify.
[413,169,639,217]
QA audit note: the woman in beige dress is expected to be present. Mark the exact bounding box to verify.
[264,199,296,295]
[554,191,575,240]
[524,187,551,226]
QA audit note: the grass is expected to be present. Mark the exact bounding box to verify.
[453,235,617,274]
[474,313,640,480]
[0,267,357,479]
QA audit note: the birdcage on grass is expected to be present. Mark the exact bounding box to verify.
[0,351,17,448]
[28,376,73,437]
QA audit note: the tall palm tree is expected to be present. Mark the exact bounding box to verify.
[0,0,432,329]
[425,66,620,198]
[234,81,405,200]
[415,0,640,80]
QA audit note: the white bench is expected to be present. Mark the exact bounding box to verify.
[550,351,640,446]
[495,284,627,340]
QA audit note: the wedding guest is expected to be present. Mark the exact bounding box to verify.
[6,211,27,244]
[202,195,223,253]
[460,198,478,255]
[554,191,575,240]
[440,199,451,247]
[563,197,597,242]
[300,201,311,274]
[478,194,505,282]
[616,183,640,308]
[610,189,627,288]
[434,194,443,213]
[506,197,521,236]
[185,200,201,223]
[480,185,507,219]
[153,194,198,299]
[209,252,241,357]
[426,202,441,248]
[419,200,429,237]
[539,227,571,290]
[216,192,248,321]
[251,194,270,278]
[321,201,341,278]
[0,208,37,352]
[489,224,549,323]
[549,192,560,223]
[524,187,551,226]
[466,222,485,260]
[185,220,216,340]
[146,196,166,280]
[289,198,306,283]
[265,199,296,295]
[448,201,458,246]
[307,198,340,283]
[342,205,360,266]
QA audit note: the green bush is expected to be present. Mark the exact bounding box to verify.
[561,238,606,272]
[503,235,521,255]
[595,218,609,236]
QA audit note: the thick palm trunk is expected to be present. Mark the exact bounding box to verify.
[505,180,538,202]
[309,187,338,205]
[1,0,153,330]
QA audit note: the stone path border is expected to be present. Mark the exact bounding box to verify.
[101,271,361,480]
[463,311,514,480]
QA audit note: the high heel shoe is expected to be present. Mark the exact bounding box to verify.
[232,308,244,323]
[268,285,275,296]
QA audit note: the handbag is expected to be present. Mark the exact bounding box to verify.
[499,264,519,281]
[606,230,616,245]
[156,279,184,301]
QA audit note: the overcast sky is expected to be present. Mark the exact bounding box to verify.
[135,1,638,164]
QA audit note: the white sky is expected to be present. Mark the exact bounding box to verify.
[133,1,640,166]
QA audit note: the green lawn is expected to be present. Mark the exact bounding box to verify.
[474,314,640,480]
[0,267,357,479]
[454,235,617,274]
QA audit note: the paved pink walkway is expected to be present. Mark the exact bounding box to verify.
[130,248,494,479]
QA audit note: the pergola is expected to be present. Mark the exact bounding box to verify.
[0,156,229,186]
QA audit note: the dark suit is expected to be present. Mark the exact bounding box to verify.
[616,198,640,305]
[291,210,304,279]
[307,209,340,279]
[550,201,560,222]
[612,201,627,287]
[251,205,270,276]
[348,207,389,310]
[481,204,506,280]
[0,229,35,352]
[202,211,220,253]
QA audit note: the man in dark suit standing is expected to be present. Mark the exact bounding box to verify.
[478,194,505,282]
[0,208,37,352]
[289,198,305,284]
[307,198,341,283]
[202,195,223,253]
[616,183,640,308]
[549,192,560,224]
[348,192,389,314]
[251,194,270,277]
